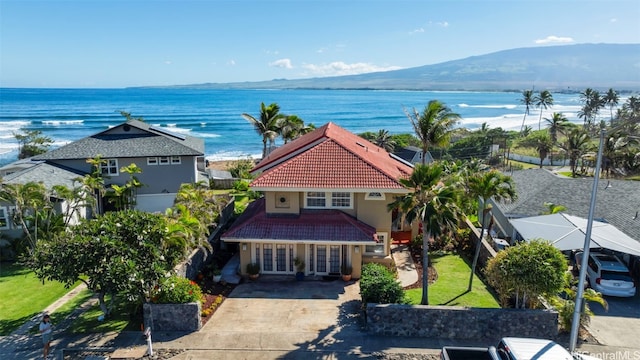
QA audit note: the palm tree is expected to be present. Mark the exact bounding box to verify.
[604,88,619,124]
[534,90,554,131]
[279,115,305,144]
[467,170,516,291]
[242,102,284,159]
[545,112,571,145]
[373,129,396,152]
[519,90,534,134]
[534,133,554,168]
[579,88,604,132]
[405,100,460,165]
[388,164,463,305]
[559,128,591,177]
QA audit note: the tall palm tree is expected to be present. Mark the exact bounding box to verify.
[604,88,619,124]
[373,129,396,152]
[405,100,460,165]
[467,170,516,291]
[388,164,463,305]
[519,89,534,134]
[242,102,284,159]
[579,88,604,132]
[534,90,554,131]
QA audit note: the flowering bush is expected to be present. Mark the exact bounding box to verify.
[152,275,204,304]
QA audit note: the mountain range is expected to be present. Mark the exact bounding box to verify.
[167,43,640,92]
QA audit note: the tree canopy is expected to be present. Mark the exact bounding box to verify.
[485,239,567,309]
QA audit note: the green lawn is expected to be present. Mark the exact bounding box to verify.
[0,263,80,335]
[66,294,138,334]
[405,253,500,308]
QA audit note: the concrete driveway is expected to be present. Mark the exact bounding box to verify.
[161,278,442,359]
[586,290,640,351]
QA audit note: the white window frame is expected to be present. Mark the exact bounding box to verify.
[365,232,387,256]
[365,192,386,201]
[305,191,353,209]
[305,192,326,208]
[170,156,181,164]
[158,156,170,165]
[100,159,119,176]
[0,207,10,230]
[147,157,158,165]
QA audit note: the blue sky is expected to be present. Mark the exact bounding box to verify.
[1,0,639,88]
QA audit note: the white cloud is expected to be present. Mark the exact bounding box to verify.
[164,60,172,65]
[227,59,236,66]
[610,18,618,23]
[269,58,293,69]
[437,21,449,27]
[300,61,403,77]
[409,28,425,35]
[535,35,574,44]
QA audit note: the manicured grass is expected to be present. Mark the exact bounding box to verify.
[0,263,80,335]
[405,253,500,308]
[67,294,139,334]
[558,171,574,177]
[27,288,95,334]
[507,160,539,169]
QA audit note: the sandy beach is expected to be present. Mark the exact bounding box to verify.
[207,160,238,171]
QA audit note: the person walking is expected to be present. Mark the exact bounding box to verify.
[39,314,53,359]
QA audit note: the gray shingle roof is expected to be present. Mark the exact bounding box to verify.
[498,168,640,241]
[3,162,86,189]
[33,120,204,160]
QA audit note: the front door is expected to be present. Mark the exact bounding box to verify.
[313,244,341,275]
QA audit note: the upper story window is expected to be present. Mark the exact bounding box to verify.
[365,192,386,201]
[306,192,326,207]
[171,156,181,164]
[147,157,158,165]
[148,156,181,165]
[100,159,119,176]
[305,192,352,209]
[159,156,170,165]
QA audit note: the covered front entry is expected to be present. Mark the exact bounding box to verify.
[251,243,347,275]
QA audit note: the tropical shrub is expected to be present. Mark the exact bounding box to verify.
[549,272,608,332]
[485,239,567,308]
[153,275,204,304]
[360,263,407,304]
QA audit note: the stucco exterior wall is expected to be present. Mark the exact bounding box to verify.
[265,191,300,214]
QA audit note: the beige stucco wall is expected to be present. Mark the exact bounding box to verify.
[265,192,300,214]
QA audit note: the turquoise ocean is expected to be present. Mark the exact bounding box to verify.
[0,88,587,166]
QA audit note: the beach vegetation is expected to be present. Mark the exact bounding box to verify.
[519,89,534,134]
[226,157,255,179]
[12,129,53,159]
[242,102,285,159]
[534,90,554,131]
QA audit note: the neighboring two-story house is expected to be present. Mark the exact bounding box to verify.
[30,119,206,213]
[221,122,415,279]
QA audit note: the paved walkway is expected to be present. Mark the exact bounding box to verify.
[391,244,419,287]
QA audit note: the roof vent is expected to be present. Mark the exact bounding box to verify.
[123,124,131,132]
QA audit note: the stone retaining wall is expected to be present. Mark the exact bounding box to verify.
[143,302,202,332]
[366,304,558,339]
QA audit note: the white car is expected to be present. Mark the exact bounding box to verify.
[574,251,636,297]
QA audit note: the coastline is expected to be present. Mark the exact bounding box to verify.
[207,159,241,171]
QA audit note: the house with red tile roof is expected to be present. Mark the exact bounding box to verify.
[221,122,415,279]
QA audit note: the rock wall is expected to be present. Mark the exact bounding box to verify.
[366,304,558,339]
[143,302,202,332]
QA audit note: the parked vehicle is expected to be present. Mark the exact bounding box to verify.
[441,337,574,360]
[574,251,636,297]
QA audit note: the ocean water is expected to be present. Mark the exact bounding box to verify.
[0,88,586,166]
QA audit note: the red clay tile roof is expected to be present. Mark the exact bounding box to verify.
[251,122,413,190]
[222,198,378,243]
